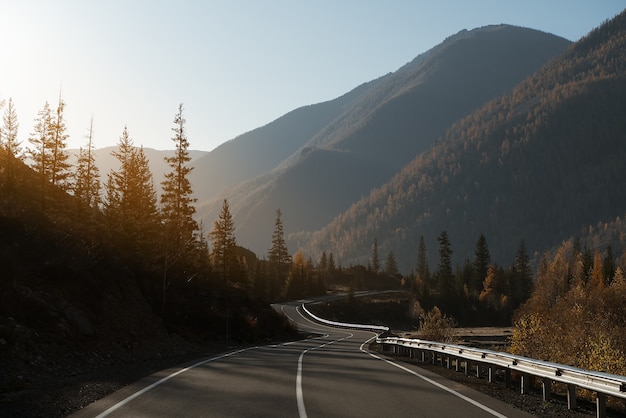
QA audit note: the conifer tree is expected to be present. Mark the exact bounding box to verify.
[74,118,101,211]
[29,101,54,201]
[318,251,328,270]
[49,94,72,190]
[1,98,21,157]
[210,199,238,284]
[472,234,491,294]
[268,208,291,298]
[0,98,21,189]
[104,126,135,222]
[385,251,399,276]
[160,103,198,253]
[603,245,616,284]
[589,250,605,292]
[104,127,160,259]
[131,146,160,247]
[328,252,336,272]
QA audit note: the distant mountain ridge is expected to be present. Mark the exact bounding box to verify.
[192,24,571,255]
[188,81,375,203]
[302,10,626,272]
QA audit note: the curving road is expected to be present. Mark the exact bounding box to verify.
[71,301,532,418]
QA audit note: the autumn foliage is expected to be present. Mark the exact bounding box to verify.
[510,239,626,378]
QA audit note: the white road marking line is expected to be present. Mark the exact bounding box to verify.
[286,304,355,418]
[94,347,256,418]
[359,338,508,418]
[296,349,308,418]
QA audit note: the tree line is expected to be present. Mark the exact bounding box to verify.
[395,231,533,326]
[0,96,326,307]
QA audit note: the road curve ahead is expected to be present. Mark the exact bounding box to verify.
[71,301,533,418]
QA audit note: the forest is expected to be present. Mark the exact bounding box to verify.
[0,99,320,396]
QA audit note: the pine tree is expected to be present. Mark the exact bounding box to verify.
[268,208,291,298]
[581,245,593,285]
[160,104,198,253]
[385,251,399,276]
[479,264,506,311]
[210,199,238,284]
[472,234,491,295]
[29,101,54,202]
[318,251,328,270]
[603,245,616,285]
[73,118,101,211]
[1,98,21,157]
[328,253,336,272]
[589,250,605,292]
[0,98,21,189]
[48,94,72,190]
[104,127,160,260]
[131,146,160,250]
[104,126,135,223]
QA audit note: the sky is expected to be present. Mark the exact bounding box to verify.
[1,1,624,152]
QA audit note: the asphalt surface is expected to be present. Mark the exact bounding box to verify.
[70,301,534,418]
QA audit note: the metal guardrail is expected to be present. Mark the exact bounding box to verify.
[300,304,389,333]
[377,338,626,418]
[301,303,626,418]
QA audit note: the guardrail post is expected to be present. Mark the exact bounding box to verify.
[488,367,494,383]
[542,378,552,401]
[455,357,461,372]
[567,384,577,410]
[445,356,451,370]
[465,361,470,376]
[476,363,481,378]
[421,350,426,363]
[521,374,530,395]
[520,373,532,395]
[596,392,607,418]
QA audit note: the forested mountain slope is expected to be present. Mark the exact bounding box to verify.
[302,11,626,273]
[199,25,570,254]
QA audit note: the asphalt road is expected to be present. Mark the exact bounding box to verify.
[71,301,533,418]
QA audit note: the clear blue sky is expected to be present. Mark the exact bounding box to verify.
[1,1,624,151]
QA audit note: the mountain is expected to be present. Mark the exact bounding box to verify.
[188,82,374,203]
[193,25,571,255]
[302,10,626,273]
